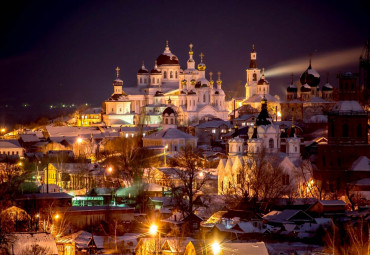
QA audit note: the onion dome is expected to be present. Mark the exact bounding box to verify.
[181,79,187,86]
[137,62,149,74]
[156,41,180,66]
[188,90,196,95]
[322,73,333,91]
[257,69,269,85]
[256,96,271,126]
[154,91,164,97]
[197,52,206,71]
[216,72,222,86]
[180,90,187,94]
[287,74,297,92]
[251,124,258,138]
[190,79,196,86]
[300,83,311,92]
[163,107,177,116]
[300,58,320,87]
[150,61,161,74]
[196,77,209,88]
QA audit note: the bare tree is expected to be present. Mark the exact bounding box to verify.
[169,145,210,216]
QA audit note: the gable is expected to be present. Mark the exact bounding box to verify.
[288,211,313,222]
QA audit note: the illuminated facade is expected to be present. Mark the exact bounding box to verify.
[102,42,228,127]
[76,107,102,126]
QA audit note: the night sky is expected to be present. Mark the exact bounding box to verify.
[0,0,369,125]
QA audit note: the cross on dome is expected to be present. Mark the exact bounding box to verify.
[209,71,213,80]
[189,43,193,55]
[217,71,221,80]
[199,52,204,63]
[115,66,120,78]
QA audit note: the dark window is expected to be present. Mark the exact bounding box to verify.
[342,124,349,137]
[322,156,326,167]
[331,123,335,137]
[253,73,257,81]
[165,118,168,124]
[164,71,167,79]
[170,71,173,78]
[269,138,274,149]
[221,181,223,191]
[170,119,174,124]
[357,124,362,138]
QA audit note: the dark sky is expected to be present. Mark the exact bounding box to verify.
[0,0,369,114]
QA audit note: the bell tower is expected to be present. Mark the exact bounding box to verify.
[245,44,261,99]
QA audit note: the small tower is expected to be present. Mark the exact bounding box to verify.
[287,74,298,101]
[286,123,301,161]
[228,137,244,156]
[150,61,162,86]
[137,62,150,86]
[256,68,270,95]
[245,44,261,99]
[322,72,333,100]
[113,67,124,95]
[162,107,177,130]
[216,72,222,90]
[187,43,196,70]
[300,73,312,101]
[247,124,263,156]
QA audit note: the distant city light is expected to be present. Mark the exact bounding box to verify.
[149,224,158,235]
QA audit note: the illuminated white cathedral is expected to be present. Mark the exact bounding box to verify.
[102,42,228,127]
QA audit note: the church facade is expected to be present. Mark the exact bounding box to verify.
[102,42,228,127]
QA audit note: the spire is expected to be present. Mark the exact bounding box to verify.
[189,43,193,56]
[199,52,204,63]
[252,44,255,53]
[209,72,214,86]
[164,40,170,53]
[142,61,145,69]
[168,97,172,105]
[115,66,120,78]
[154,60,158,69]
[308,53,312,68]
[216,72,222,87]
[291,73,294,84]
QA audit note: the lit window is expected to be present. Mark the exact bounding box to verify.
[242,122,246,126]
[212,129,216,134]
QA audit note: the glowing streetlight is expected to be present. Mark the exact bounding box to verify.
[277,111,282,117]
[199,172,204,178]
[211,242,221,255]
[1,128,5,133]
[18,162,23,166]
[36,214,39,218]
[149,224,158,235]
[77,137,83,144]
[164,144,168,167]
[107,166,113,173]
[54,214,60,220]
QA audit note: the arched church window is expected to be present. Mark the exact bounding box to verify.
[175,71,178,78]
[152,78,155,83]
[253,73,257,81]
[140,78,142,83]
[170,118,174,124]
[263,88,265,92]
[170,71,173,78]
[164,71,167,79]
[342,124,349,137]
[165,118,168,124]
[269,138,274,149]
[357,124,362,138]
[238,146,241,152]
[157,79,159,83]
[203,94,206,102]
[295,146,297,152]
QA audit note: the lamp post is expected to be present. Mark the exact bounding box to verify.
[211,242,221,255]
[1,128,5,139]
[76,137,83,157]
[149,224,159,255]
[164,144,168,167]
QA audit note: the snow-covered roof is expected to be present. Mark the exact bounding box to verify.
[0,139,22,149]
[307,68,320,78]
[350,156,369,171]
[307,115,328,123]
[319,200,346,206]
[6,232,58,254]
[221,242,269,255]
[243,93,278,103]
[332,101,364,113]
[143,128,196,140]
[196,120,233,129]
[20,134,41,143]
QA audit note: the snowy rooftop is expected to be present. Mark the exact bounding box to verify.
[5,232,58,255]
[144,128,196,140]
[243,93,279,103]
[350,156,369,171]
[319,200,346,206]
[0,139,22,149]
[221,242,269,255]
[196,120,233,128]
[331,100,364,113]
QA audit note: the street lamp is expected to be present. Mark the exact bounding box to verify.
[76,137,83,157]
[54,214,60,220]
[107,166,113,173]
[149,224,160,255]
[164,144,168,167]
[211,242,221,255]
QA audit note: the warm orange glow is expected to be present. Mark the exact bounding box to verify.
[107,167,113,173]
[77,137,83,144]
[211,242,221,254]
[54,214,60,220]
[149,224,158,235]
[18,162,23,166]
